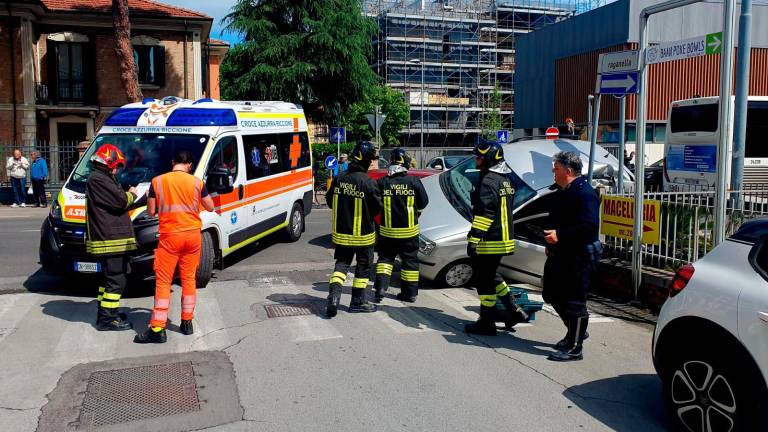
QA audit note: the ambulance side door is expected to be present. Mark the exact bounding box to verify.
[241,133,287,237]
[204,134,244,250]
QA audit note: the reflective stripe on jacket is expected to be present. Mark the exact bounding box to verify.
[467,171,515,255]
[378,172,428,239]
[327,165,381,247]
[151,171,204,234]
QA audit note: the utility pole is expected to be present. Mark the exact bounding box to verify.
[731,0,753,205]
[587,94,601,184]
[617,95,627,194]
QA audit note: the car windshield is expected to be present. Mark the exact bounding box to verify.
[68,133,209,192]
[439,156,536,221]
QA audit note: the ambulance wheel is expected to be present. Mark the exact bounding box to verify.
[196,231,215,288]
[284,202,304,242]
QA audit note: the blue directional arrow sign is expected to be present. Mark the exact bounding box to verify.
[324,155,338,169]
[599,72,638,95]
[330,127,346,144]
[497,130,509,144]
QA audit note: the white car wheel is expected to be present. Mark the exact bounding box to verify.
[442,262,473,287]
[670,360,737,432]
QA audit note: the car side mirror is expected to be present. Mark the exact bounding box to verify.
[207,166,234,194]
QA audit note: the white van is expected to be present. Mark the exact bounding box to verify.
[663,96,768,191]
[40,96,314,287]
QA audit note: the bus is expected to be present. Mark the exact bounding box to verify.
[663,96,768,191]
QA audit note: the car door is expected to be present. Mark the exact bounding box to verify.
[499,192,553,285]
[204,134,244,250]
[738,236,768,381]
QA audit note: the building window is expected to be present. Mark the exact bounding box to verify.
[57,42,85,101]
[133,45,165,87]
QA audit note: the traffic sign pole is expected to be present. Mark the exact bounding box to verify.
[731,0,753,206]
[617,95,626,194]
[587,94,601,184]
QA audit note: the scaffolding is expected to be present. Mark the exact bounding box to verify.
[364,0,600,146]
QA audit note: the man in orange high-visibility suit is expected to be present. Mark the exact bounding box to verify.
[134,151,215,344]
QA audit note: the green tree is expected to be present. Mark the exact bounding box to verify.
[343,85,410,147]
[479,86,502,140]
[221,0,378,124]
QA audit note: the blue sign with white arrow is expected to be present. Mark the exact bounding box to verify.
[330,127,346,144]
[599,72,638,95]
[497,130,509,144]
[324,155,338,169]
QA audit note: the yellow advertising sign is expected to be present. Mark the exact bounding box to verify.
[600,196,661,245]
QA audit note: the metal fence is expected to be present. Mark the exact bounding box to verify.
[1,141,85,186]
[602,187,768,271]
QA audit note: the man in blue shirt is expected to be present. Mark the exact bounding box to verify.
[30,151,48,207]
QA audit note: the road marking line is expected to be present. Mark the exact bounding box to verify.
[189,286,231,351]
[0,294,36,344]
[286,315,343,342]
[371,304,441,335]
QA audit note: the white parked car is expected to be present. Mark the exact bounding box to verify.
[652,219,768,431]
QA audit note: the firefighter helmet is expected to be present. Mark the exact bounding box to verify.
[472,140,504,168]
[91,143,126,170]
[389,147,412,169]
[350,141,379,166]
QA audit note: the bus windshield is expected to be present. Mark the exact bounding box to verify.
[67,134,209,192]
[670,103,719,133]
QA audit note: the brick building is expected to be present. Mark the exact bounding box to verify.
[0,0,229,146]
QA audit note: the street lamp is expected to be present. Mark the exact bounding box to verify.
[409,58,424,166]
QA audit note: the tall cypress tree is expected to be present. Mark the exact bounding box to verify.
[221,0,378,123]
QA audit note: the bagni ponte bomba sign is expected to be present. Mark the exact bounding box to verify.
[600,196,661,245]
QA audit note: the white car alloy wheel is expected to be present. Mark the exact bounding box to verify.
[671,360,737,432]
[444,262,473,287]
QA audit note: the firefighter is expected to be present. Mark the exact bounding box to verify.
[134,151,215,344]
[373,148,428,303]
[465,140,528,336]
[325,141,382,317]
[86,143,137,331]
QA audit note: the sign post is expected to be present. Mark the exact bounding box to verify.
[645,31,723,65]
[600,196,661,245]
[330,127,346,159]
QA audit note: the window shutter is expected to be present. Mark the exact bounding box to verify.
[153,45,165,87]
[46,40,58,104]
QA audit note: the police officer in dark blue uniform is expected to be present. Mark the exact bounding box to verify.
[543,151,601,361]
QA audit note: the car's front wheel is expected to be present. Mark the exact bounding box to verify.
[439,260,474,287]
[663,342,767,432]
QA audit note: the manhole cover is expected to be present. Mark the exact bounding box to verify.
[264,303,317,318]
[78,362,199,428]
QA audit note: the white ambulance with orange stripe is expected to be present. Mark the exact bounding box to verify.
[40,96,314,287]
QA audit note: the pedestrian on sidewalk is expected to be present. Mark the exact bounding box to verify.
[6,149,29,207]
[30,151,49,207]
[135,151,214,344]
[543,151,601,361]
[325,141,382,317]
[86,143,138,331]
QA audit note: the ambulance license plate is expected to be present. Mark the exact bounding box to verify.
[75,262,101,273]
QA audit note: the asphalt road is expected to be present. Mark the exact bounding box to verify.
[0,207,668,431]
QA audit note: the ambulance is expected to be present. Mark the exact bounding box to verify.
[40,96,314,287]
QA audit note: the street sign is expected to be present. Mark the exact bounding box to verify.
[598,72,638,95]
[330,127,345,144]
[366,114,386,132]
[545,126,559,140]
[600,196,661,245]
[646,31,723,65]
[598,50,639,74]
[324,155,338,169]
[497,130,509,144]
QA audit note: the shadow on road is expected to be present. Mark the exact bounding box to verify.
[563,374,668,431]
[23,269,154,298]
[39,298,153,331]
[307,233,332,249]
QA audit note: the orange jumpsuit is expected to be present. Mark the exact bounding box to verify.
[149,171,207,329]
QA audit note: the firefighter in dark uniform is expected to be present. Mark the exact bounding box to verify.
[325,141,382,317]
[86,143,138,331]
[543,151,601,362]
[465,141,528,336]
[373,148,429,303]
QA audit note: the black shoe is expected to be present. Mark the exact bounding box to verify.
[464,320,497,336]
[134,328,167,344]
[555,331,589,350]
[373,294,384,303]
[349,300,377,313]
[96,317,133,331]
[326,284,342,318]
[180,320,194,335]
[548,346,584,361]
[395,292,417,303]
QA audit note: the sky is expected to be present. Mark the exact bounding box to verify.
[161,0,242,45]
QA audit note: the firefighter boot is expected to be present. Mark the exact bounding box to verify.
[549,316,588,361]
[134,327,168,344]
[349,288,377,313]
[498,294,528,329]
[555,331,589,350]
[373,275,389,303]
[326,283,342,318]
[464,306,498,336]
[180,320,194,335]
[96,306,133,331]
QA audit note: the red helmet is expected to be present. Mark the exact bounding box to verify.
[90,143,126,170]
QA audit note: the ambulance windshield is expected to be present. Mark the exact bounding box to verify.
[67,134,209,192]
